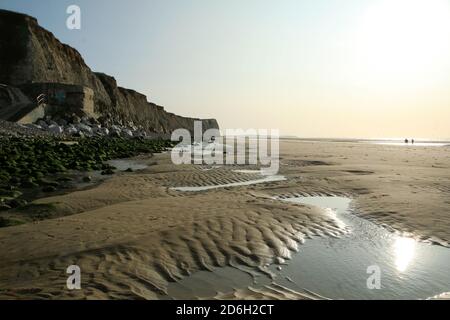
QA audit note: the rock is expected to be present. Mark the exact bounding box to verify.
[82,176,92,182]
[42,186,57,193]
[89,117,100,125]
[25,123,43,130]
[57,176,73,182]
[97,115,109,126]
[81,116,91,125]
[9,177,20,184]
[65,125,78,135]
[36,119,48,128]
[96,127,109,136]
[110,124,121,131]
[39,179,59,187]
[0,216,25,227]
[91,124,102,135]
[101,168,115,175]
[20,179,38,188]
[137,131,147,138]
[56,118,68,126]
[76,123,93,135]
[0,189,23,199]
[73,131,85,138]
[6,198,28,208]
[48,124,63,134]
[109,126,121,137]
[72,115,81,124]
[123,129,134,137]
[0,203,12,211]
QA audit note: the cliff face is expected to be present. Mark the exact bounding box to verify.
[0,9,219,134]
[95,72,219,134]
[0,10,111,107]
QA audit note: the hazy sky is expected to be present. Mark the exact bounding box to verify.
[1,0,450,139]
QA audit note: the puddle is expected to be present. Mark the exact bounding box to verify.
[201,166,223,171]
[171,168,286,192]
[166,196,450,300]
[272,197,450,299]
[171,175,286,192]
[164,267,268,300]
[72,158,149,190]
[172,142,232,155]
[232,169,263,174]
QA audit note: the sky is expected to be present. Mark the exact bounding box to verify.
[1,0,450,139]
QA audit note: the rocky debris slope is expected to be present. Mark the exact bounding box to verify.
[0,9,219,134]
[0,119,54,137]
[22,114,161,139]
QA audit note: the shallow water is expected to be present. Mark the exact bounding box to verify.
[271,197,450,299]
[170,175,286,192]
[107,159,148,171]
[372,141,449,147]
[167,196,450,300]
[78,158,148,183]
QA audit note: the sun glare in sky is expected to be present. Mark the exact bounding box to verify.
[354,0,450,89]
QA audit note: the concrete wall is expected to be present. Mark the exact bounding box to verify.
[16,104,46,124]
[19,83,96,118]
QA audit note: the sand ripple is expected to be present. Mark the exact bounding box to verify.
[0,190,344,299]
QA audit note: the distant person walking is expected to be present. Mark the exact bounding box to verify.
[412,139,415,145]
[405,138,409,144]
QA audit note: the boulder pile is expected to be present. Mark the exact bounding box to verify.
[22,114,150,139]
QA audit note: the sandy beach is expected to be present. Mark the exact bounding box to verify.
[0,139,449,299]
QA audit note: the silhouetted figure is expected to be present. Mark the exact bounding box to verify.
[405,139,409,144]
[412,139,415,145]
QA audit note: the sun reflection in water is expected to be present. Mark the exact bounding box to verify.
[394,236,416,272]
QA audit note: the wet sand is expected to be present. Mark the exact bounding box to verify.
[0,140,449,299]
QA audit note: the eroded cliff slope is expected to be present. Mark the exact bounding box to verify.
[0,9,219,134]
